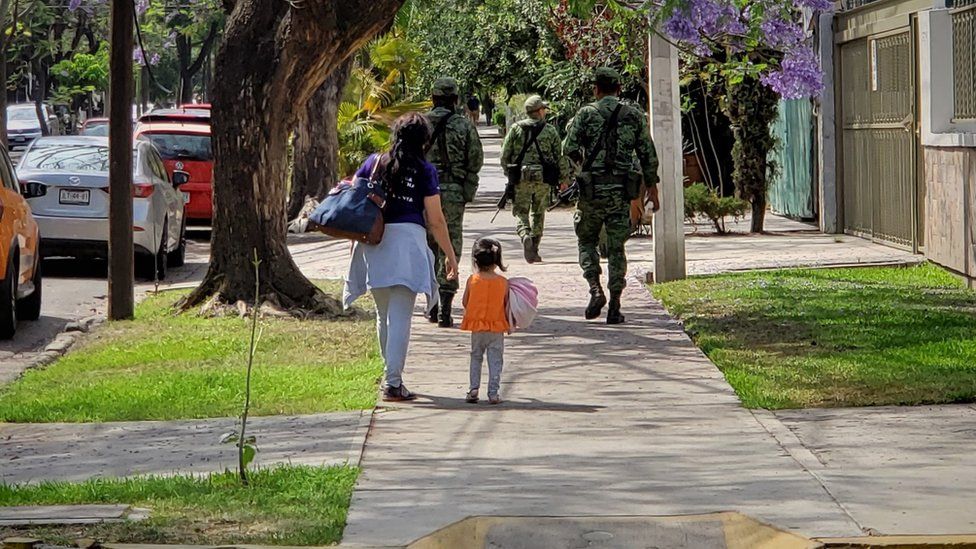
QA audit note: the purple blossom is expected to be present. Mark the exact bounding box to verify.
[760,16,805,49]
[794,0,834,11]
[136,0,150,16]
[761,47,824,99]
[68,0,82,11]
[133,48,146,66]
[149,53,161,65]
[663,15,700,43]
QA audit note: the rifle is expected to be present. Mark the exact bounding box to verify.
[549,103,624,212]
[548,181,579,211]
[491,123,542,223]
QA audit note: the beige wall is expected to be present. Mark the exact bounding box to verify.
[924,147,976,284]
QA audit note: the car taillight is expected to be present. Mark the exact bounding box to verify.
[132,183,155,198]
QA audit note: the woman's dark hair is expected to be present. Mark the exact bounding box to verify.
[376,112,432,195]
[472,238,507,272]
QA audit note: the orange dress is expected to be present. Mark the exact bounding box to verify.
[460,273,510,333]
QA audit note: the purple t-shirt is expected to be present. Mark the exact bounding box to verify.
[356,154,440,227]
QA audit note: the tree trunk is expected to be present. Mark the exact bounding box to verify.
[288,59,352,221]
[750,193,767,233]
[176,22,220,105]
[31,59,50,136]
[180,0,405,313]
[725,74,779,234]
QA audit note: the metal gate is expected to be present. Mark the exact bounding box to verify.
[839,30,919,249]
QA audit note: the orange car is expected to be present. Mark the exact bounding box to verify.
[0,146,41,338]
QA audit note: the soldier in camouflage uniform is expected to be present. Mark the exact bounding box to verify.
[425,77,485,327]
[563,67,660,324]
[501,95,569,263]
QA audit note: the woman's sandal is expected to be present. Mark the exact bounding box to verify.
[465,389,480,404]
[489,395,501,405]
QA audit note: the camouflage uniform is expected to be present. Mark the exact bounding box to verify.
[500,104,569,246]
[425,77,484,299]
[563,67,659,323]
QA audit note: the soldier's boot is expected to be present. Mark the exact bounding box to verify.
[606,290,625,325]
[522,236,534,263]
[438,291,455,328]
[427,303,439,323]
[531,236,543,263]
[584,281,607,320]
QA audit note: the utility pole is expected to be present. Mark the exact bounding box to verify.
[108,0,135,320]
[648,29,686,283]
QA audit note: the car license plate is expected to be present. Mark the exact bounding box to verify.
[14,136,25,142]
[182,192,191,204]
[59,189,90,205]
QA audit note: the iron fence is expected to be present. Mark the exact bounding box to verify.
[953,5,976,120]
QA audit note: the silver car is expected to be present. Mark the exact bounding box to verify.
[7,104,59,149]
[17,136,187,280]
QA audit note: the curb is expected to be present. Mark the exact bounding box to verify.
[10,315,103,378]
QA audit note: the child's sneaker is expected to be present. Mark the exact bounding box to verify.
[489,394,501,405]
[465,389,479,404]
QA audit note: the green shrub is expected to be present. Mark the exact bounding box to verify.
[684,183,749,234]
[492,110,506,128]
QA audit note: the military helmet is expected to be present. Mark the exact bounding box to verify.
[432,77,459,97]
[524,95,549,114]
[593,67,622,88]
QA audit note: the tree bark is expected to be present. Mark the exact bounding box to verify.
[288,58,352,221]
[180,0,405,312]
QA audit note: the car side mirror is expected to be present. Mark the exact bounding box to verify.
[172,171,190,187]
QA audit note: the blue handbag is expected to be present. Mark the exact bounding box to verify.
[309,160,387,244]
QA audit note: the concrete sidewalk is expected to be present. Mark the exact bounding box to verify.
[341,137,872,545]
[0,411,370,485]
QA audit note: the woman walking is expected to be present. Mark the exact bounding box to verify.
[344,113,459,402]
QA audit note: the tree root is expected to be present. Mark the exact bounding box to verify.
[176,269,366,321]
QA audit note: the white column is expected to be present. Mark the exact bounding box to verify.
[817,12,840,233]
[648,31,686,282]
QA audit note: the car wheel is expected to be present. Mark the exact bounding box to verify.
[0,256,18,339]
[16,259,42,321]
[167,219,187,267]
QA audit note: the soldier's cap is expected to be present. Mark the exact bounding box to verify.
[592,67,622,87]
[432,77,459,97]
[524,95,549,113]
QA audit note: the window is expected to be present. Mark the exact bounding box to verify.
[952,6,976,120]
[0,154,15,191]
[143,132,212,162]
[7,107,36,122]
[22,143,110,172]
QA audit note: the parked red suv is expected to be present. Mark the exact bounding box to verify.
[134,120,213,223]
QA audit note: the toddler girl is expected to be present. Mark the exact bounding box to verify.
[461,238,510,405]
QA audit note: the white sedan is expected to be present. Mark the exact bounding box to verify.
[16,136,187,280]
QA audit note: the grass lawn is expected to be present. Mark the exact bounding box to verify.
[0,465,358,545]
[653,263,976,409]
[0,282,382,422]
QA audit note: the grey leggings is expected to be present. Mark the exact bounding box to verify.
[372,285,418,388]
[470,332,505,397]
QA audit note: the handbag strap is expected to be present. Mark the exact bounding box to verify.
[367,155,386,209]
